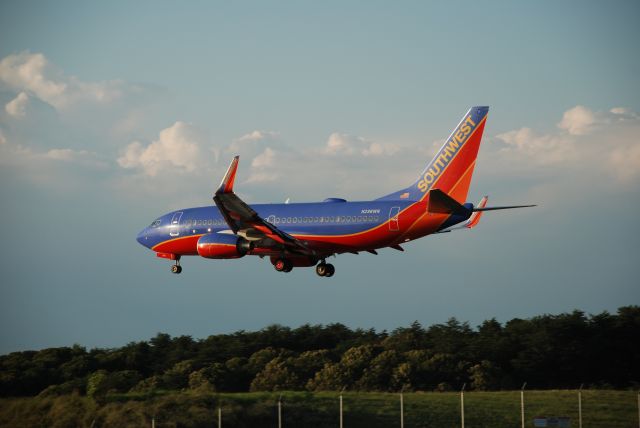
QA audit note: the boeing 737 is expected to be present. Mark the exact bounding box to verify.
[136,106,534,277]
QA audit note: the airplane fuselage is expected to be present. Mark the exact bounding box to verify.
[137,199,469,258]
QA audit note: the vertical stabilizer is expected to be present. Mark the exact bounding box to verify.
[378,106,489,203]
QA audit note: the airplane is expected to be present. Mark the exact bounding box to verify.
[136,106,534,277]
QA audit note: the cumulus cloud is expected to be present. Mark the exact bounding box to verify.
[251,147,277,168]
[5,91,29,117]
[0,52,136,110]
[609,144,640,183]
[45,148,109,170]
[324,132,398,157]
[495,105,640,184]
[227,130,281,160]
[118,121,204,176]
[496,127,579,164]
[557,105,597,135]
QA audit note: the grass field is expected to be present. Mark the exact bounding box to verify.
[1,389,637,427]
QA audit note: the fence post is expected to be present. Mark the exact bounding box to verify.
[460,383,466,428]
[400,388,404,428]
[578,383,583,428]
[218,406,222,428]
[151,416,155,428]
[339,393,343,428]
[520,382,527,428]
[278,393,283,428]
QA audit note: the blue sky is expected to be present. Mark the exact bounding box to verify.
[1,1,639,354]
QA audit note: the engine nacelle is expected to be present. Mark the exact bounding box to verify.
[197,233,252,259]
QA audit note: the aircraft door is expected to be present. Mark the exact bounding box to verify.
[389,206,400,231]
[169,211,183,237]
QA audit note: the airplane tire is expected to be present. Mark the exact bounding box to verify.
[274,258,288,272]
[316,263,327,277]
[324,264,335,277]
[171,265,182,274]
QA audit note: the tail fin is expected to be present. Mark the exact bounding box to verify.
[378,106,489,203]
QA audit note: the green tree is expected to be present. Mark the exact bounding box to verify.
[161,360,194,390]
[469,360,501,390]
[86,370,109,399]
[250,357,299,391]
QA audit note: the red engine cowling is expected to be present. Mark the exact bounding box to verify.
[197,233,252,259]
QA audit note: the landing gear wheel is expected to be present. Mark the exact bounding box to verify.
[324,263,335,277]
[316,263,327,277]
[274,258,293,273]
[316,262,335,277]
[171,264,182,274]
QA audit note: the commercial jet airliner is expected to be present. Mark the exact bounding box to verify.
[136,106,534,277]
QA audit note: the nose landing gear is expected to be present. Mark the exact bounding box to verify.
[315,261,335,277]
[171,259,182,274]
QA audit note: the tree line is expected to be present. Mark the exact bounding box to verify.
[1,307,638,397]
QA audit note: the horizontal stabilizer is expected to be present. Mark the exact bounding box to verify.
[427,189,470,215]
[473,204,536,212]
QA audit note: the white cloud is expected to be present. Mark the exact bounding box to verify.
[0,128,6,145]
[251,147,277,168]
[609,144,640,183]
[557,105,597,135]
[0,51,133,110]
[227,130,281,160]
[496,127,578,165]
[495,105,640,185]
[45,148,109,170]
[234,130,280,145]
[5,91,29,117]
[324,132,398,157]
[118,121,204,176]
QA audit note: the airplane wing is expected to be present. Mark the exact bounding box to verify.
[213,156,315,255]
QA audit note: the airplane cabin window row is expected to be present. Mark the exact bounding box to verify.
[181,215,382,229]
[271,215,380,224]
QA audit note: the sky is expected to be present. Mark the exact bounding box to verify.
[0,1,639,354]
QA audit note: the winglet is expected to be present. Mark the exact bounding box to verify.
[216,156,239,194]
[465,196,488,229]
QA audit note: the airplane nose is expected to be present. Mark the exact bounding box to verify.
[136,228,149,247]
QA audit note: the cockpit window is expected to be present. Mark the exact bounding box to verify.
[150,219,161,228]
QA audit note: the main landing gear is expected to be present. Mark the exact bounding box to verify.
[271,257,335,277]
[273,258,293,273]
[315,261,335,277]
[171,259,182,274]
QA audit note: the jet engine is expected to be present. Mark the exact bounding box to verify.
[197,233,253,259]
